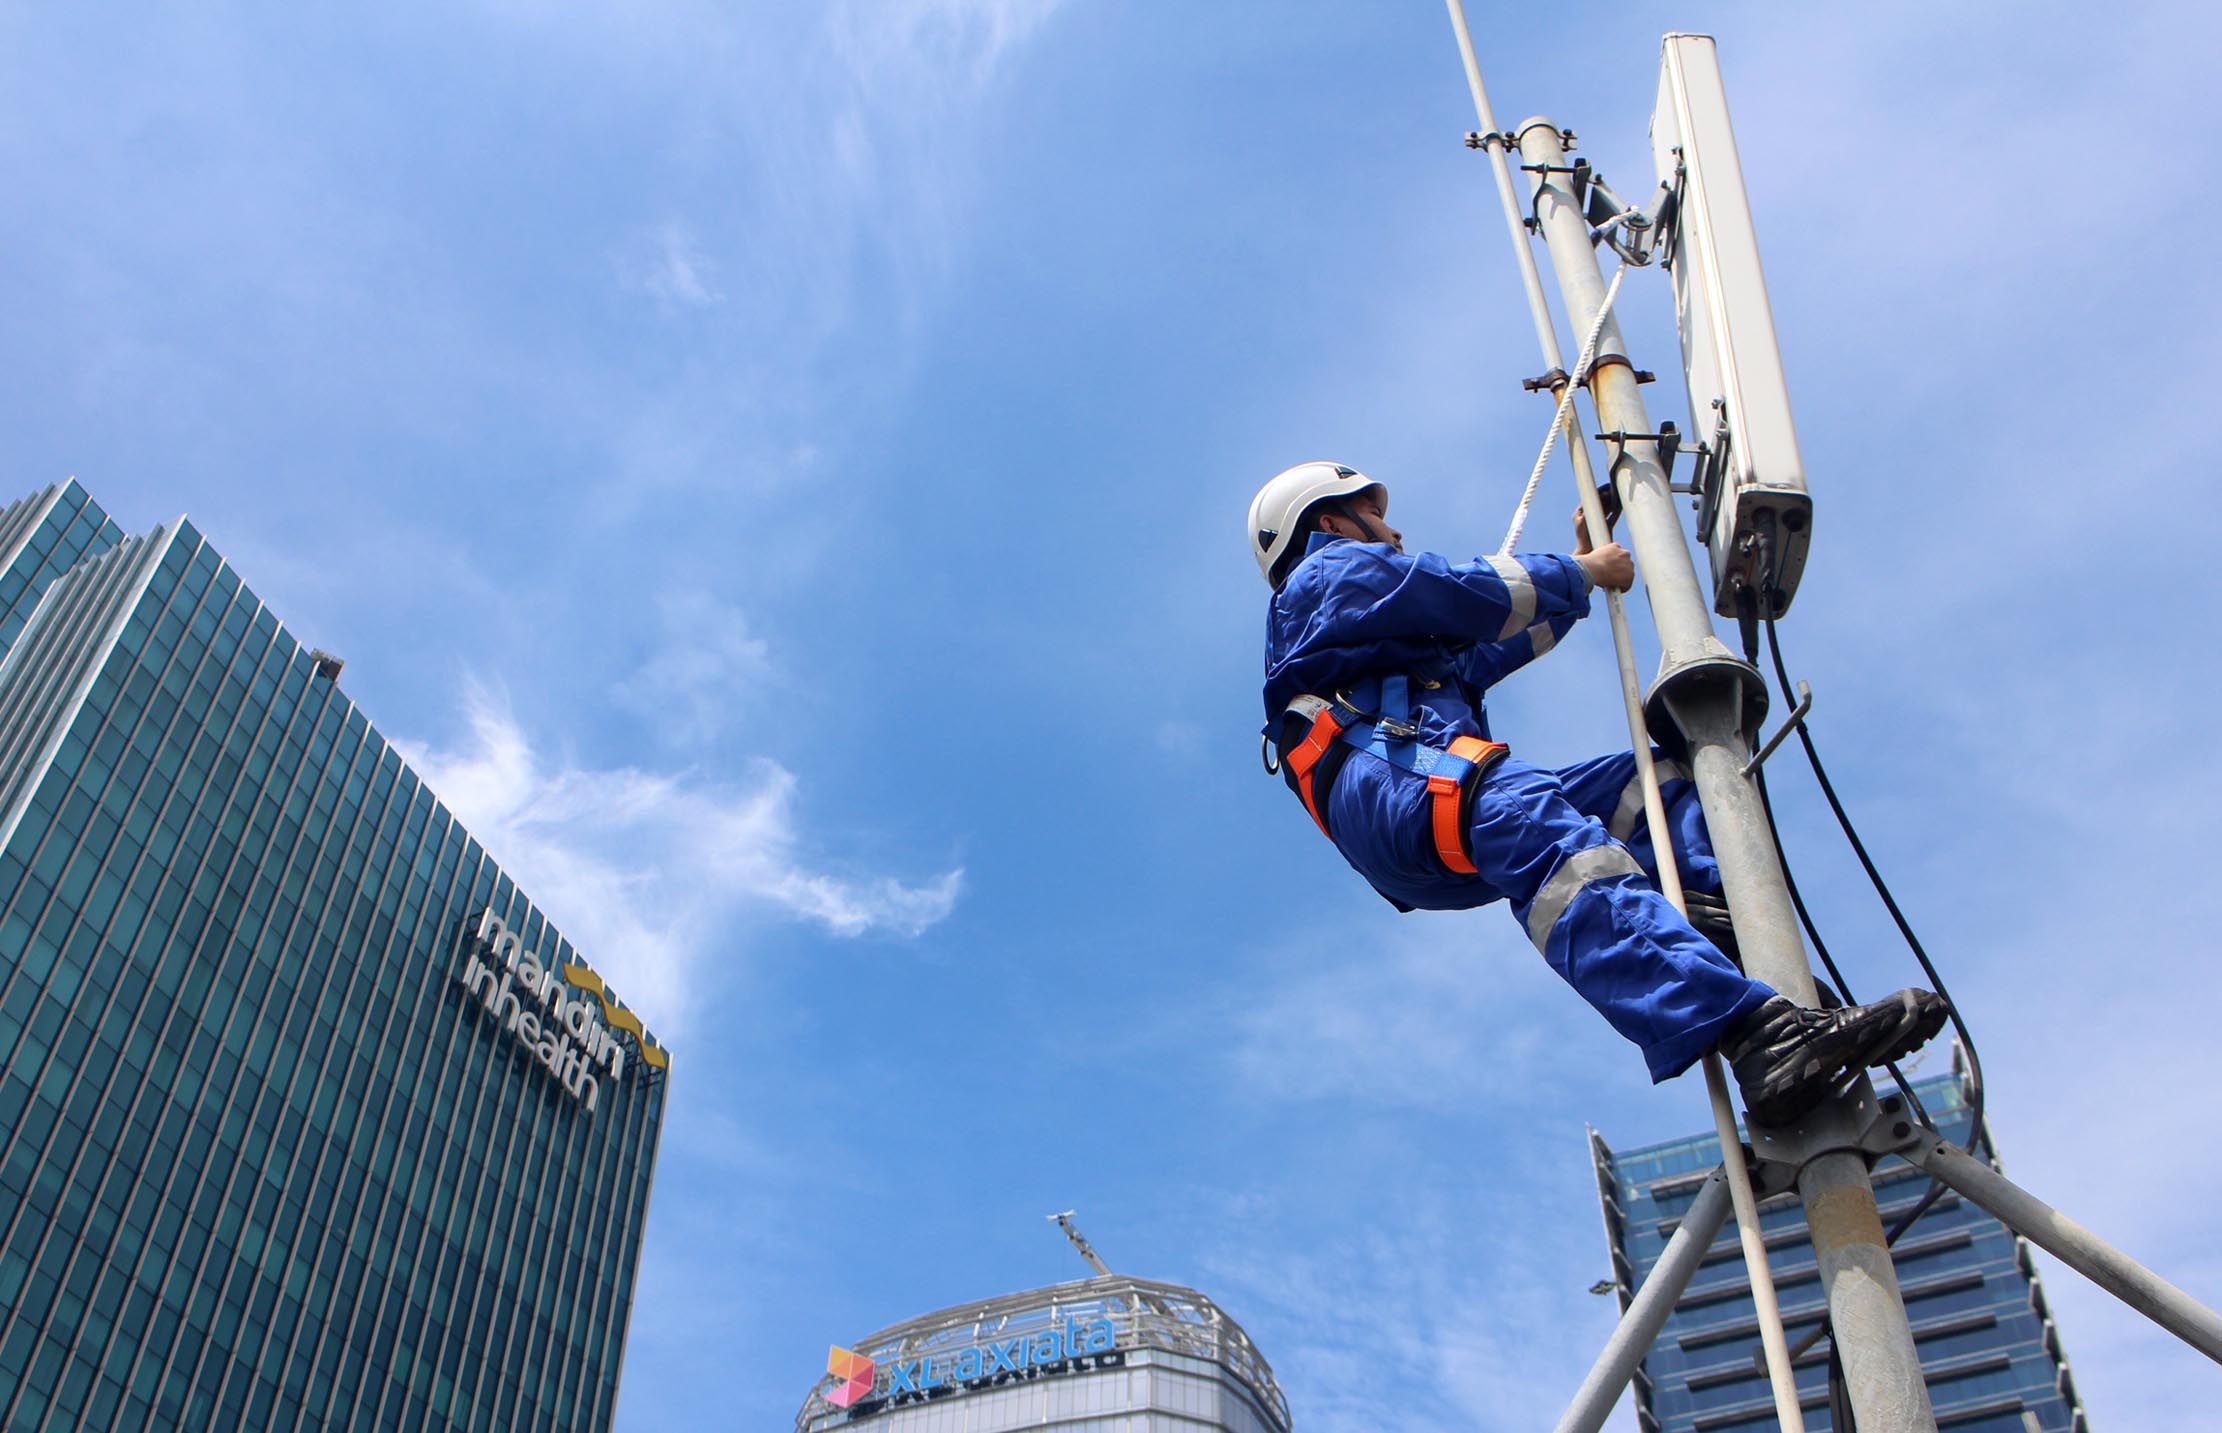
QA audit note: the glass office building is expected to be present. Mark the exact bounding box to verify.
[0,484,669,1430]
[796,1274,1293,1433]
[1589,1057,2088,1431]
[0,484,126,652]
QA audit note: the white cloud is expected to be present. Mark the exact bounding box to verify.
[827,0,1063,92]
[625,219,724,310]
[397,684,962,1035]
[567,0,1071,512]
[612,589,774,746]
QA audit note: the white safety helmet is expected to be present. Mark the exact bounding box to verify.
[1247,462,1386,587]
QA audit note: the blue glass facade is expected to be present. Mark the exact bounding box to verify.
[0,489,668,1430]
[1590,1061,2088,1432]
[0,483,124,653]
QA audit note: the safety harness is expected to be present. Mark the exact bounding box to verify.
[1273,672,1509,874]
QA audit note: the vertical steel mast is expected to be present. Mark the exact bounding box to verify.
[1511,112,1942,1433]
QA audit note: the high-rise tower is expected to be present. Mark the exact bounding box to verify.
[0,485,669,1431]
[1589,1058,2087,1431]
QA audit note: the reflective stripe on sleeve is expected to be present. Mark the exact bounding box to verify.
[1607,760,1688,840]
[1484,556,1537,639]
[1524,844,1647,950]
[1528,622,1559,661]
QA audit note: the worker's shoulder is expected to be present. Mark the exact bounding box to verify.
[1299,537,1420,581]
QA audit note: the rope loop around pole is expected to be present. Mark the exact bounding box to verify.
[1498,257,1628,556]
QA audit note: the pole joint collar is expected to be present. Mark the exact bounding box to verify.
[1644,652,1768,757]
[1742,1077,1932,1196]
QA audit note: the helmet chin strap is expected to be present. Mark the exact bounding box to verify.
[1334,501,1393,548]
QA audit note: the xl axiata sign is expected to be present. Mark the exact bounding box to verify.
[823,1317,1123,1416]
[454,909,670,1112]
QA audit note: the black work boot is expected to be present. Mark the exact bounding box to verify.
[1721,989,1949,1126]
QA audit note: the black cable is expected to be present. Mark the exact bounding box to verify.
[1728,588,2000,1387]
[1735,614,1938,1151]
[1760,612,1990,1186]
[1753,760,1936,1141]
[1826,1334,1857,1432]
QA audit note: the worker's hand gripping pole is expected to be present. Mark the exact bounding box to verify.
[1443,7,1807,1431]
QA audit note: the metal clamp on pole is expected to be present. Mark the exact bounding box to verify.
[1596,422,1681,483]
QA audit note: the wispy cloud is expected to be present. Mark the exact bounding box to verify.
[1191,1173,1623,1433]
[1224,917,1650,1118]
[623,219,725,310]
[398,685,962,1035]
[827,0,1064,93]
[613,589,774,747]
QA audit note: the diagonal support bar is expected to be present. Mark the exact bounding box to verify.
[1556,1167,1734,1433]
[1904,1133,2222,1362]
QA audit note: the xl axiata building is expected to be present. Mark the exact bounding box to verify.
[797,1274,1292,1433]
[0,482,670,1430]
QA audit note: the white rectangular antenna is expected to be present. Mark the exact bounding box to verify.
[1652,33,1812,618]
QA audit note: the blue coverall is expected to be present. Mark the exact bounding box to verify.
[1264,532,1776,1081]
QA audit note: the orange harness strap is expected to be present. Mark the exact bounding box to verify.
[1428,736,1508,875]
[1286,705,1348,837]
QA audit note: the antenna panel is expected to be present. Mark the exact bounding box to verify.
[1653,33,1812,618]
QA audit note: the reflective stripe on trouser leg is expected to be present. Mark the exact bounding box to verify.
[1466,758,1771,1082]
[1536,872,1773,1082]
[1551,749,1720,898]
[1523,845,1647,949]
[1607,760,1687,841]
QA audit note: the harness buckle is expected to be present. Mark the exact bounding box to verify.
[1334,687,1419,742]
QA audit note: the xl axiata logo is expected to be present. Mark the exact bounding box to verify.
[825,1347,876,1410]
[820,1318,1122,1413]
[455,909,672,1112]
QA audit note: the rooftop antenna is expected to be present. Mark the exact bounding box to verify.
[1441,9,2222,1431]
[1046,1210,1115,1279]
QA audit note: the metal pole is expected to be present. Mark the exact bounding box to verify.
[1440,11,1807,1427]
[1444,0,1558,369]
[1556,1168,1734,1433]
[1515,117,1939,1431]
[1905,1134,2222,1362]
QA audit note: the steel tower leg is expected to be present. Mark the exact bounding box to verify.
[1556,1168,1734,1433]
[1514,117,1939,1431]
[1904,1135,2222,1362]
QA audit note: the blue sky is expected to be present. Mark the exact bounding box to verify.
[5,1,2220,1427]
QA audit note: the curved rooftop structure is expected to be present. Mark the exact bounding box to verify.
[797,1273,1292,1433]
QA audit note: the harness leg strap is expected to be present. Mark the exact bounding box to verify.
[1430,736,1509,874]
[1287,705,1348,837]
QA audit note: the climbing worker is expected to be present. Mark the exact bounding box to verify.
[1250,461,1946,1124]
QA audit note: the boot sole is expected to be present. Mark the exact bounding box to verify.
[1744,990,1950,1126]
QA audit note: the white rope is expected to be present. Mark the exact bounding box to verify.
[1498,258,1628,557]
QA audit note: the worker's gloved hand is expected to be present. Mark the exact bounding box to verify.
[1577,542,1634,592]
